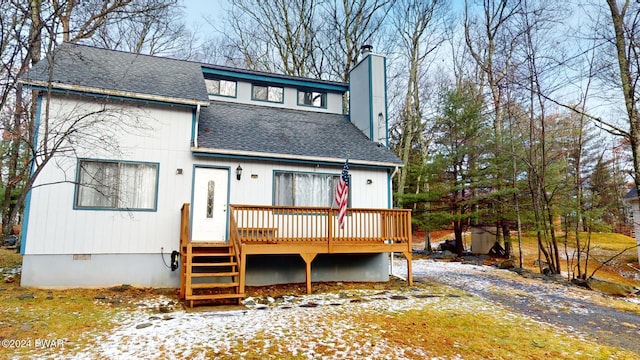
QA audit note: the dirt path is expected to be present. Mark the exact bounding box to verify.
[406,259,640,354]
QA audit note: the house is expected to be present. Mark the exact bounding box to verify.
[623,187,640,265]
[19,43,411,303]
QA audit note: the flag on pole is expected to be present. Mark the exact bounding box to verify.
[335,160,350,229]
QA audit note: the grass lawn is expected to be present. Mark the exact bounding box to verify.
[1,236,639,359]
[512,231,640,287]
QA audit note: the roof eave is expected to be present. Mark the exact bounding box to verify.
[191,147,403,168]
[20,79,210,107]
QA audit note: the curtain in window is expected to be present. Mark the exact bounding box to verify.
[77,161,118,207]
[274,172,294,206]
[119,163,157,209]
[274,172,337,207]
[295,174,333,206]
[76,160,157,210]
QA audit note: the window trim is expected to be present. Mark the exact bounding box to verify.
[251,84,284,104]
[73,158,160,212]
[297,89,327,109]
[205,78,237,98]
[272,170,351,208]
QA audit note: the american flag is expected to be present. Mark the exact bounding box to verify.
[335,160,349,229]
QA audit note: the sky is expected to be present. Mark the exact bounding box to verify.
[183,0,229,28]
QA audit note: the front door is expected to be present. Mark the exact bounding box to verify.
[192,167,229,242]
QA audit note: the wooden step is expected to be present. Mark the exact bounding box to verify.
[191,272,238,277]
[191,282,240,289]
[191,262,237,267]
[191,252,234,257]
[191,271,239,278]
[190,242,231,247]
[186,293,245,301]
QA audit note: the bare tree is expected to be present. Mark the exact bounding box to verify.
[88,0,197,58]
[0,0,190,238]
[464,0,524,257]
[605,0,640,200]
[217,0,321,77]
[317,0,392,81]
[392,0,448,203]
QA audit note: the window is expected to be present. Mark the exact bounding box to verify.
[205,79,236,97]
[298,90,327,108]
[252,84,283,103]
[76,159,159,210]
[273,171,349,207]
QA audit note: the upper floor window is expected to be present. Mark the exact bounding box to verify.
[298,90,327,108]
[205,79,236,97]
[252,84,283,103]
[75,159,159,211]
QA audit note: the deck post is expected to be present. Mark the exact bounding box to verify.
[405,211,413,285]
[404,251,413,286]
[179,203,190,299]
[300,253,317,294]
[185,244,193,299]
[327,209,333,253]
[239,245,247,295]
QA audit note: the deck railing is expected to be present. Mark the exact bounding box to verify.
[229,210,242,261]
[181,203,413,296]
[230,204,412,251]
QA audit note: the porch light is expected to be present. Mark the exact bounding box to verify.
[236,165,243,180]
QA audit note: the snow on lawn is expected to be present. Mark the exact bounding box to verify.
[57,290,477,359]
[18,259,636,359]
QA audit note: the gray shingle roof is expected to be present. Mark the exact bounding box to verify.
[21,43,209,105]
[196,101,402,166]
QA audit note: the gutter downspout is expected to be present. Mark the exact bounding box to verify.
[390,166,399,181]
[389,166,399,208]
[194,104,200,148]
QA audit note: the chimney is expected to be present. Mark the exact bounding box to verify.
[360,44,373,58]
[349,45,388,147]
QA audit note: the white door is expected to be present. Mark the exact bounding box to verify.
[192,167,229,242]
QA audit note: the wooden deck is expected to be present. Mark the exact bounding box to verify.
[179,203,413,306]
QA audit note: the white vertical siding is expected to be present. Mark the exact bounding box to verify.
[25,94,392,257]
[25,95,194,255]
[191,159,390,209]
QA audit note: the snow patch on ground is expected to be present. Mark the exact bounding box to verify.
[17,258,638,359]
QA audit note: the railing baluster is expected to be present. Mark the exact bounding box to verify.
[227,205,411,246]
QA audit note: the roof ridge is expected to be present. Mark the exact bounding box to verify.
[62,42,348,87]
[59,42,187,63]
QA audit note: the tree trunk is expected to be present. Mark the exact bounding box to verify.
[1,85,23,239]
[606,0,640,202]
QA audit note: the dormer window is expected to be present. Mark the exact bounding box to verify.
[252,84,283,103]
[298,90,326,108]
[205,79,236,97]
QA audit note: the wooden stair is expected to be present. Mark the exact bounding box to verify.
[181,242,245,307]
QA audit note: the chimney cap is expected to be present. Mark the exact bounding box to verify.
[360,44,373,54]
